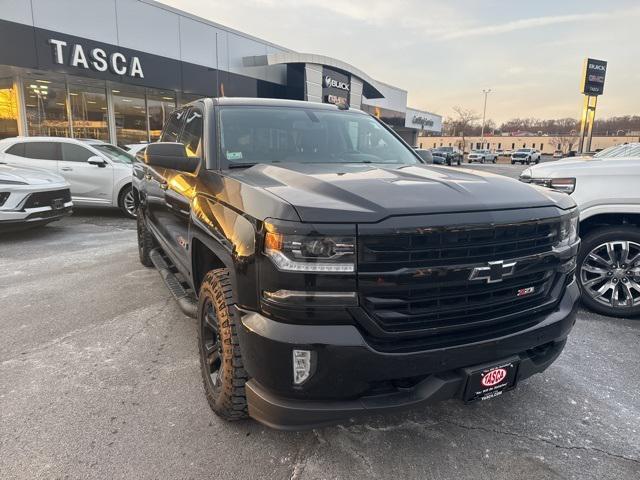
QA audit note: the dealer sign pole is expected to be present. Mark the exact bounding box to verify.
[578,58,607,154]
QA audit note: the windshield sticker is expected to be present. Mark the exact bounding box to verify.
[226,151,243,160]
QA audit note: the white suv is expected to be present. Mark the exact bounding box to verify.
[0,137,136,218]
[520,143,640,317]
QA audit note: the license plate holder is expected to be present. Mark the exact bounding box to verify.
[463,358,520,403]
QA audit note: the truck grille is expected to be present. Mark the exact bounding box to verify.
[23,189,71,209]
[357,219,564,351]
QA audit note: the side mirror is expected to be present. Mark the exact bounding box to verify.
[144,142,199,173]
[87,156,107,167]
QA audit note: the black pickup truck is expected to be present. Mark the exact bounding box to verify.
[133,98,580,430]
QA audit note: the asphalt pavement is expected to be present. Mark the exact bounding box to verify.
[1,184,639,479]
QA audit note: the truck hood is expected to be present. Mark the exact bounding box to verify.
[229,163,574,223]
[522,156,596,178]
[0,163,67,186]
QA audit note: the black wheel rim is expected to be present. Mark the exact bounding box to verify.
[580,240,640,309]
[202,300,222,386]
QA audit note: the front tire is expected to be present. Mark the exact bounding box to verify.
[198,269,249,421]
[578,227,640,318]
[136,207,155,267]
[118,185,137,219]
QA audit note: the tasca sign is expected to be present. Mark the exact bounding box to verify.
[49,39,144,78]
[581,58,607,96]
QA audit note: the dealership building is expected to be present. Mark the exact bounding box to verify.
[0,0,441,147]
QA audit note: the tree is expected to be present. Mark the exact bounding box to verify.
[548,133,579,153]
[451,106,480,152]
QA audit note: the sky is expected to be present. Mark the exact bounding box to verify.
[159,0,640,124]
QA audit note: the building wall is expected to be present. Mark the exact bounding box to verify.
[417,135,640,153]
[0,0,290,85]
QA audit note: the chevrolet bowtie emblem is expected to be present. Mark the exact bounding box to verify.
[469,260,517,283]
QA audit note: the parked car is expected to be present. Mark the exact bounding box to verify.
[553,150,564,159]
[431,146,462,165]
[511,148,541,165]
[0,137,137,218]
[467,149,497,163]
[0,162,72,231]
[520,142,640,317]
[135,97,580,429]
[126,143,149,161]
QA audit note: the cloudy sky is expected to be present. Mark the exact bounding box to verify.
[160,0,639,123]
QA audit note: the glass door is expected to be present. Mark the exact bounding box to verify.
[0,78,19,140]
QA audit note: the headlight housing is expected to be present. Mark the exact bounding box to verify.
[556,209,579,248]
[264,231,355,273]
[524,177,576,194]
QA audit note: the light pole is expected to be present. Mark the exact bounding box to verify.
[480,89,491,148]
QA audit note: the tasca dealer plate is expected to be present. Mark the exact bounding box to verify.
[463,360,519,403]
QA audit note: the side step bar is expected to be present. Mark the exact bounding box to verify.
[149,248,198,318]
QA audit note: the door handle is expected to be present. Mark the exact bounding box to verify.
[61,167,73,171]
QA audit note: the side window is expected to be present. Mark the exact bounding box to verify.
[62,143,94,162]
[23,142,61,160]
[161,109,186,143]
[5,143,25,157]
[179,109,203,158]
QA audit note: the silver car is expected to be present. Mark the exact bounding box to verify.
[0,162,72,231]
[0,137,136,218]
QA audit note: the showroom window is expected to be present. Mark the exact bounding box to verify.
[0,78,19,140]
[23,80,70,137]
[112,89,147,147]
[69,85,109,141]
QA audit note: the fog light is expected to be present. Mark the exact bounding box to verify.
[293,349,312,385]
[263,290,357,306]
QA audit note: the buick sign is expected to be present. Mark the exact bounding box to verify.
[581,58,607,96]
[324,75,349,92]
[49,39,144,78]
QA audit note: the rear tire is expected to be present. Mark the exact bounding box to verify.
[577,226,640,318]
[198,269,249,421]
[137,207,155,267]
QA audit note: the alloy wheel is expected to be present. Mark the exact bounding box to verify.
[202,300,223,387]
[580,240,640,309]
[123,190,137,217]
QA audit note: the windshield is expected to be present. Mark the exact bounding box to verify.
[92,144,135,164]
[593,144,640,158]
[218,106,420,166]
[434,147,452,152]
[516,149,532,153]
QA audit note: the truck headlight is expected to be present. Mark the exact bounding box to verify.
[264,231,356,273]
[557,210,579,247]
[549,178,576,194]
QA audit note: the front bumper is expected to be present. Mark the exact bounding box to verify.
[0,202,73,230]
[238,279,580,430]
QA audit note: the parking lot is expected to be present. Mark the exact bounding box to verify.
[1,165,639,479]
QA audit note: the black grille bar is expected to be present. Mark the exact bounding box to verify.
[23,189,71,209]
[357,218,564,350]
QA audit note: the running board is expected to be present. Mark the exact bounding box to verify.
[149,248,198,318]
